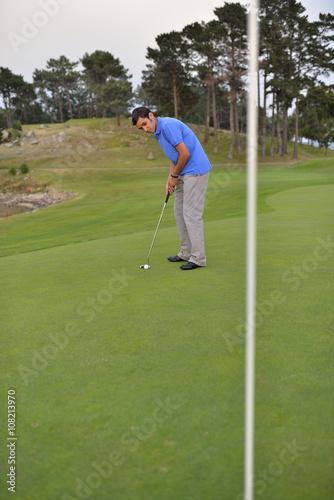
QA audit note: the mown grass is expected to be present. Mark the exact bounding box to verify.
[0,119,333,500]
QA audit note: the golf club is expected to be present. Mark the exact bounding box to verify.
[140,193,170,269]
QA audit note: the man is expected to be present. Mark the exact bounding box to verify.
[132,107,212,270]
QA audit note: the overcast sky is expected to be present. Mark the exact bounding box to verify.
[0,0,333,90]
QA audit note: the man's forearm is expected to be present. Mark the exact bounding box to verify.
[173,156,189,175]
[169,161,183,178]
[170,155,190,177]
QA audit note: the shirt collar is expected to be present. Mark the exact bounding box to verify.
[154,117,162,137]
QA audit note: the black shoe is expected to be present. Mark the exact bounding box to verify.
[180,262,202,270]
[167,255,187,262]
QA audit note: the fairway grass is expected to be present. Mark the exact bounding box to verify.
[0,122,333,499]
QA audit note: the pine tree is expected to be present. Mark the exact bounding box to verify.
[81,50,132,120]
[33,69,55,123]
[182,20,223,152]
[0,68,35,128]
[142,31,193,119]
[214,3,247,161]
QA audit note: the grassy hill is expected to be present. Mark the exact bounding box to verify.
[0,119,333,500]
[1,118,333,175]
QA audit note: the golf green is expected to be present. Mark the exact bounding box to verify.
[0,136,333,499]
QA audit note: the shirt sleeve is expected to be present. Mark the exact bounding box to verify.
[162,122,183,148]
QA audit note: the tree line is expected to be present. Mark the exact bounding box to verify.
[141,0,334,158]
[0,50,132,130]
[1,0,334,159]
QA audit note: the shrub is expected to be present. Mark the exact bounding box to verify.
[20,163,29,174]
[7,128,21,140]
[9,167,17,176]
[12,120,22,132]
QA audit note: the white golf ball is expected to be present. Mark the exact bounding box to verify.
[144,265,149,269]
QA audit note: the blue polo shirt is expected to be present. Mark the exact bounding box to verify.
[154,117,212,176]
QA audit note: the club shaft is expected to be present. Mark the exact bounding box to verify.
[147,203,167,261]
[147,194,169,263]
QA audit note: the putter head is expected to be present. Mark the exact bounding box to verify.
[140,264,151,269]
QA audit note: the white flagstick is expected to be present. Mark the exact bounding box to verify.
[245,1,259,500]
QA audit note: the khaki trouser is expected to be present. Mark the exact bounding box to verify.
[174,172,209,266]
